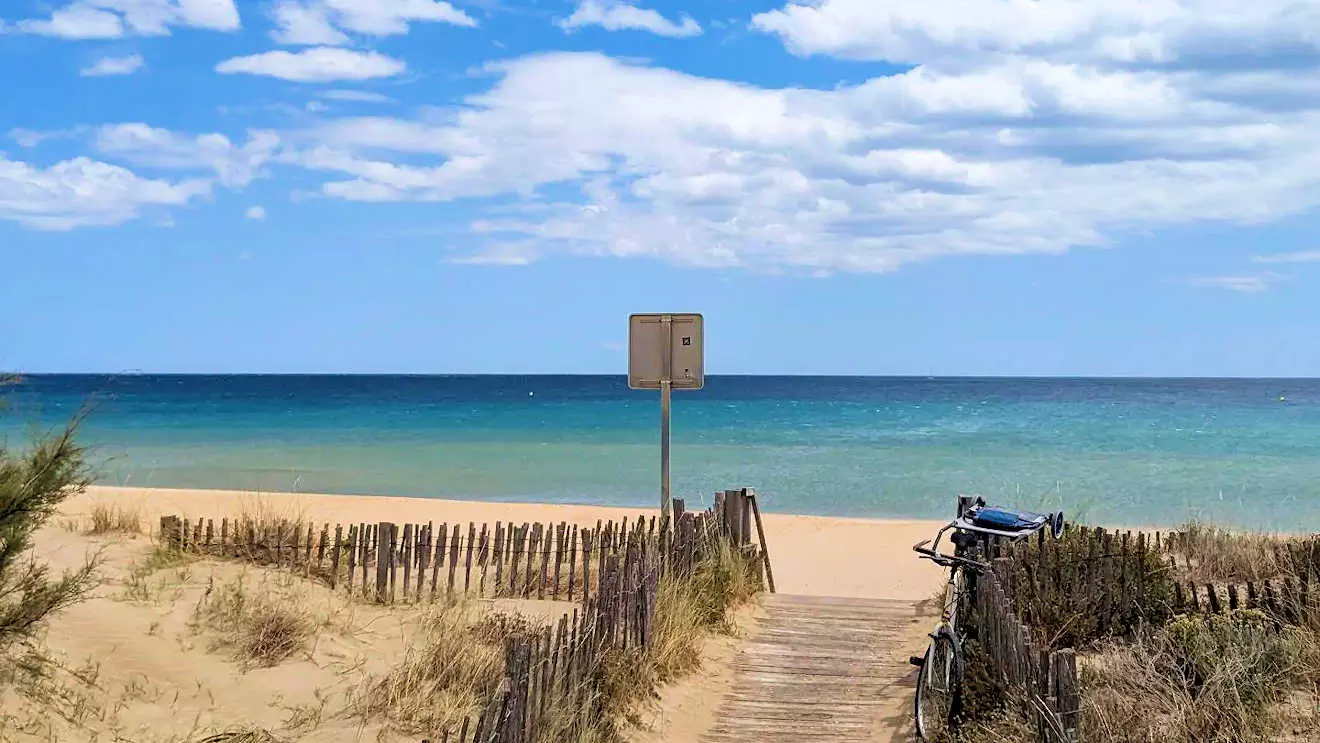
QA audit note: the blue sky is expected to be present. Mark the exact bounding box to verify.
[2,0,1319,376]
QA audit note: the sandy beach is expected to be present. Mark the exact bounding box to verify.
[73,486,949,601]
[0,485,950,741]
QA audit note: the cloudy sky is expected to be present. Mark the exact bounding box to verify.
[2,0,1319,375]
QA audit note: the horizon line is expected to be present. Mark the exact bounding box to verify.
[10,372,1320,382]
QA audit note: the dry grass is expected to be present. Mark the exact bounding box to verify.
[1082,609,1320,743]
[190,572,313,669]
[191,728,284,742]
[121,542,195,603]
[85,502,143,536]
[1171,521,1290,583]
[595,541,760,739]
[348,599,508,738]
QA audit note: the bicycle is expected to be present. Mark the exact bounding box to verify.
[910,495,1065,741]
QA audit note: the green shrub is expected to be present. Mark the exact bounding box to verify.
[1002,527,1178,649]
[1,409,98,656]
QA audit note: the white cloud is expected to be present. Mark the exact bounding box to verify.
[216,47,405,82]
[9,127,88,148]
[13,0,239,39]
[750,0,1319,64]
[1186,273,1285,293]
[0,154,210,230]
[80,53,145,77]
[320,89,393,103]
[1253,250,1320,264]
[245,205,267,220]
[558,1,701,38]
[95,123,279,187]
[270,1,349,44]
[270,0,475,45]
[283,48,1320,272]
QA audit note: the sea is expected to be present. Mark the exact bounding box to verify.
[3,375,1319,530]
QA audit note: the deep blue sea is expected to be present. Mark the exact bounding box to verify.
[3,375,1319,530]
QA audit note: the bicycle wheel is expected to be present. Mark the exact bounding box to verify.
[914,627,962,741]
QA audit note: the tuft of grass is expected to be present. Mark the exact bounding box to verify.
[192,728,284,743]
[1082,609,1320,743]
[594,541,761,739]
[120,543,194,603]
[349,599,507,738]
[1171,521,1289,583]
[85,502,142,536]
[191,573,312,669]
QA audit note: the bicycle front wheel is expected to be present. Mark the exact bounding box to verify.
[914,628,962,741]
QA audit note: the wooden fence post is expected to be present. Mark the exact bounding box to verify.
[746,489,776,593]
[375,521,392,604]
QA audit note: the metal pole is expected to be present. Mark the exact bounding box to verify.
[661,380,671,520]
[660,314,673,520]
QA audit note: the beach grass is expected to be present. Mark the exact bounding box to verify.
[348,599,509,737]
[192,572,314,669]
[85,501,143,536]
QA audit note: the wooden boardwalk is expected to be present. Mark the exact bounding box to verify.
[703,594,925,743]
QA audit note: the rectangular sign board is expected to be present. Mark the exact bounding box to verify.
[628,313,704,390]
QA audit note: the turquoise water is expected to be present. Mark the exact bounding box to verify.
[3,375,1319,529]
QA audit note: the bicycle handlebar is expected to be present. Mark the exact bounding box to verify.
[913,540,991,572]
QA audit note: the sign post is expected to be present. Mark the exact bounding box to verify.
[629,313,704,520]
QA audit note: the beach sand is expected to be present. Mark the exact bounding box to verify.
[75,486,949,601]
[3,486,947,742]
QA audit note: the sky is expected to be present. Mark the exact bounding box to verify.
[2,0,1319,377]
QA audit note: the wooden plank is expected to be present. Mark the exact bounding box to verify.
[465,522,476,594]
[360,523,370,596]
[539,523,552,600]
[478,523,490,597]
[553,522,566,600]
[525,522,541,598]
[388,522,399,604]
[581,526,594,604]
[447,522,461,595]
[345,525,357,592]
[747,489,776,594]
[1052,649,1080,741]
[433,523,447,601]
[567,524,579,602]
[401,523,414,603]
[510,524,524,598]
[494,522,505,598]
[417,523,430,601]
[330,524,343,590]
[375,522,391,603]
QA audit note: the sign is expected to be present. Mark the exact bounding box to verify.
[628,312,704,519]
[628,313,704,390]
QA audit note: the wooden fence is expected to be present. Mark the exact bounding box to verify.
[162,488,770,742]
[970,550,1081,742]
[427,489,767,743]
[971,524,1320,743]
[161,488,773,608]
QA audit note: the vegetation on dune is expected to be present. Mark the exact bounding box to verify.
[1082,609,1320,742]
[0,390,98,657]
[349,599,508,737]
[85,501,143,536]
[594,539,760,738]
[191,572,315,669]
[955,521,1320,743]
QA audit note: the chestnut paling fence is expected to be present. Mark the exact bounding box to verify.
[971,525,1320,743]
[161,488,773,743]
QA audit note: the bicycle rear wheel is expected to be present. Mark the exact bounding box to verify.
[914,628,962,741]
